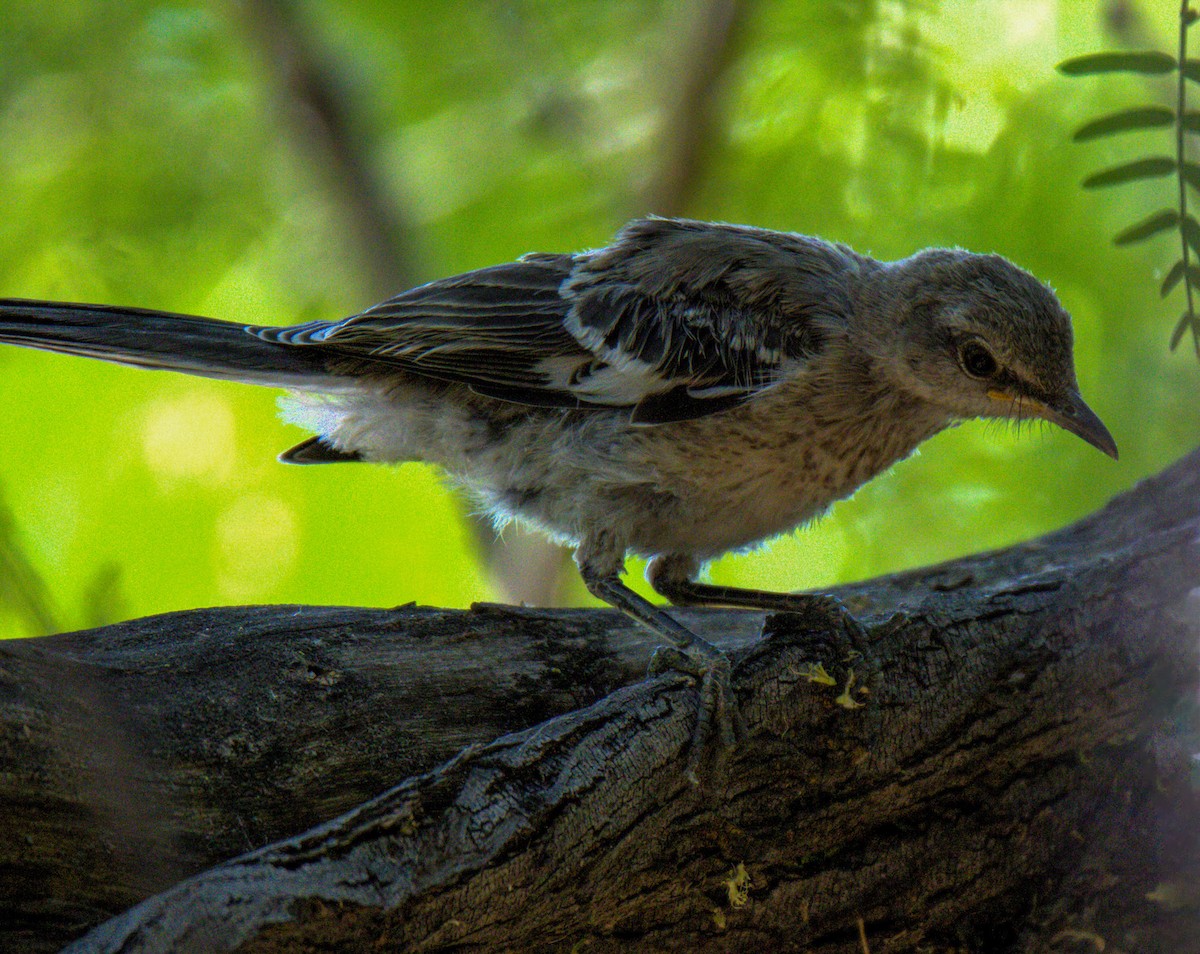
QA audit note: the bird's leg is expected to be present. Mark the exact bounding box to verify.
[575,540,738,777]
[647,554,876,686]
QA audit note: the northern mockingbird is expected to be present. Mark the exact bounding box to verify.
[0,216,1118,757]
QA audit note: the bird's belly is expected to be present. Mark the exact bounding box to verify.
[432,410,838,557]
[286,381,945,563]
[614,439,853,558]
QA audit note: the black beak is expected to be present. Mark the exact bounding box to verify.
[1041,391,1119,460]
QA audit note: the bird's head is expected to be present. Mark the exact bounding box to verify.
[858,249,1117,459]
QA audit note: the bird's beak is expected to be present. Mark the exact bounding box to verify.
[1041,390,1119,460]
[989,388,1118,460]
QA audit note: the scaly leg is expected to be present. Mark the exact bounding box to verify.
[647,554,875,675]
[576,540,738,779]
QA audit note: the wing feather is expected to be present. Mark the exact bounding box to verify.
[248,218,854,422]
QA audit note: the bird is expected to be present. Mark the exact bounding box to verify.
[0,216,1117,754]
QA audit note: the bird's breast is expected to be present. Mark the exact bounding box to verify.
[609,381,951,558]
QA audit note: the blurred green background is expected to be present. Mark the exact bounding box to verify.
[0,0,1196,639]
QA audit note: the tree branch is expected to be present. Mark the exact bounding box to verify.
[237,0,420,298]
[4,450,1198,953]
[644,0,747,216]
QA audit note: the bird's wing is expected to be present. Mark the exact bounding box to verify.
[251,254,592,409]
[250,219,839,423]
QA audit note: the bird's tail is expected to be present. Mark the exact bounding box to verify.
[0,299,340,388]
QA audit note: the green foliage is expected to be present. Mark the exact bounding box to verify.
[0,0,1197,638]
[0,491,60,636]
[1112,209,1179,245]
[1073,106,1176,140]
[1058,50,1180,76]
[1060,4,1200,355]
[1081,156,1177,187]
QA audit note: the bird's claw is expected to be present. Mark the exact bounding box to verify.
[648,645,744,784]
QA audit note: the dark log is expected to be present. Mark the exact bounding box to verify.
[3,449,1198,953]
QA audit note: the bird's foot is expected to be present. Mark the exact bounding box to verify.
[648,643,743,784]
[577,556,744,784]
[645,562,878,698]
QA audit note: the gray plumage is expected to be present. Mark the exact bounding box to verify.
[0,217,1117,746]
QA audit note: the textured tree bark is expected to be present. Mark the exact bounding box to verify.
[2,450,1198,953]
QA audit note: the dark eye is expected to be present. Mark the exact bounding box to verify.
[959,340,998,379]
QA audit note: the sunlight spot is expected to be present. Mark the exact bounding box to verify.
[944,483,1001,510]
[139,392,237,485]
[1003,0,1055,47]
[215,494,297,600]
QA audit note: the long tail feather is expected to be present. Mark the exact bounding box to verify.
[0,299,339,388]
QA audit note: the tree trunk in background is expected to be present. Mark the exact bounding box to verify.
[2,449,1198,953]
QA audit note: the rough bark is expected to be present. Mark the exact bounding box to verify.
[2,450,1198,953]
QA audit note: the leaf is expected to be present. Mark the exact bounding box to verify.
[1114,209,1180,244]
[1183,111,1200,133]
[1082,157,1176,188]
[1184,216,1200,258]
[1073,106,1175,140]
[1185,59,1200,83]
[1161,261,1186,296]
[1159,260,1200,297]
[1170,312,1194,350]
[1182,161,1200,192]
[1057,51,1177,75]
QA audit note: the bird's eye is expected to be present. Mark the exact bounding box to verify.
[959,340,998,379]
